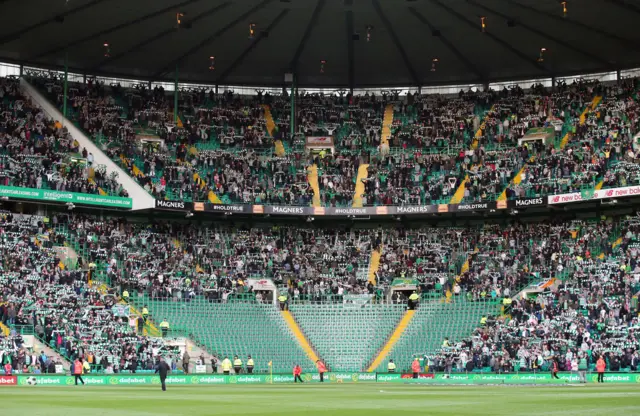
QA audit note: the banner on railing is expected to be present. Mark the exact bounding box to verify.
[548,185,640,205]
[0,186,133,209]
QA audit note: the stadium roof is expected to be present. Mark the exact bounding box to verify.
[2,0,640,88]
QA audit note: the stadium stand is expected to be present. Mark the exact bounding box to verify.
[289,302,405,371]
[0,76,127,197]
[0,211,175,374]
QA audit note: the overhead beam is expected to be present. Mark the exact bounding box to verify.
[429,0,550,75]
[409,6,485,82]
[289,0,326,72]
[605,0,640,15]
[506,0,640,52]
[0,0,109,46]
[92,2,231,71]
[468,0,613,69]
[152,0,273,79]
[216,9,289,83]
[346,10,354,90]
[372,0,420,85]
[30,0,206,60]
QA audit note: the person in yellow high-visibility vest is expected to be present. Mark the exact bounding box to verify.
[408,292,420,310]
[233,356,243,374]
[142,305,149,323]
[122,290,129,303]
[387,359,397,373]
[159,319,170,338]
[221,356,232,375]
[246,355,255,373]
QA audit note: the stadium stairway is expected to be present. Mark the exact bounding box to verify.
[449,175,469,204]
[137,296,314,372]
[261,104,285,157]
[381,104,394,146]
[191,171,222,204]
[281,310,319,364]
[366,310,415,372]
[498,97,603,202]
[370,298,499,373]
[367,246,382,285]
[33,337,72,371]
[472,105,495,149]
[289,304,405,371]
[449,105,495,204]
[307,164,322,207]
[352,164,370,207]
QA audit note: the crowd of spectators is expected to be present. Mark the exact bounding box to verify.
[0,77,125,196]
[425,217,640,374]
[0,211,174,374]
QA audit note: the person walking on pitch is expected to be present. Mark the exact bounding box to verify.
[316,360,327,382]
[73,358,85,385]
[155,357,171,391]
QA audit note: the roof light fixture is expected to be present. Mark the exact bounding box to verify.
[103,43,110,57]
[176,12,184,27]
[538,47,547,63]
[249,23,256,39]
[481,16,486,32]
[366,25,373,42]
[209,56,215,71]
[320,60,326,73]
[431,58,439,72]
[561,1,567,17]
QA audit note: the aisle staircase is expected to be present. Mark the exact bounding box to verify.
[352,164,369,207]
[497,96,602,202]
[289,304,404,371]
[307,164,321,207]
[449,175,469,204]
[368,247,382,285]
[262,104,285,156]
[381,104,394,146]
[366,310,415,372]
[472,105,495,149]
[281,310,319,363]
[0,322,9,336]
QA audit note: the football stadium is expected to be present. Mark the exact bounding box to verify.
[1,0,640,414]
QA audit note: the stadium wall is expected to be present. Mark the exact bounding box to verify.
[4,372,639,386]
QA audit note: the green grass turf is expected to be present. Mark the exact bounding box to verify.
[1,384,639,415]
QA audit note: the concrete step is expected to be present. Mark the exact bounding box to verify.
[32,336,72,371]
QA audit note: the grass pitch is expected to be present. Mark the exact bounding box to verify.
[2,384,639,415]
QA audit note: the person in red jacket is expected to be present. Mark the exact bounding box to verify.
[73,358,85,386]
[551,359,560,379]
[293,364,303,383]
[596,356,606,383]
[3,362,11,375]
[411,358,421,379]
[316,360,327,383]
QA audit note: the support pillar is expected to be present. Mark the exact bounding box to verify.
[174,65,179,124]
[63,52,68,119]
[290,75,296,138]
